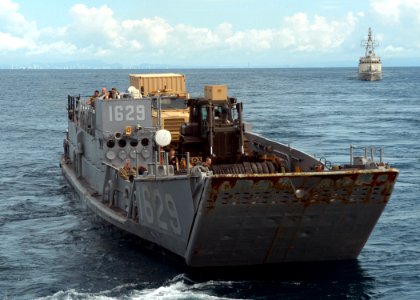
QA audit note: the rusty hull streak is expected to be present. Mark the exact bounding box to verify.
[207,168,398,211]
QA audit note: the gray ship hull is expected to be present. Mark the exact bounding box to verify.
[61,154,397,267]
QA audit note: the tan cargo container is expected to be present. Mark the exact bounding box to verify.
[129,73,186,96]
[204,85,228,101]
[129,73,189,144]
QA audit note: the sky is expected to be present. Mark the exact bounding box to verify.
[1,0,420,68]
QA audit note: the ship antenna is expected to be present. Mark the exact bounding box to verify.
[361,27,379,57]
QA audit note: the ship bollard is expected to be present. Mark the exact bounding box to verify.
[186,152,190,175]
[164,151,169,166]
[379,147,383,164]
[164,151,169,176]
[135,150,138,178]
[154,151,159,177]
[370,146,374,161]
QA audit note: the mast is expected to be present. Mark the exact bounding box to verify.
[361,27,379,57]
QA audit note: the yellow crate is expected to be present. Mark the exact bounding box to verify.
[204,85,228,101]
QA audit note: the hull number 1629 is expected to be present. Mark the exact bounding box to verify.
[108,104,145,122]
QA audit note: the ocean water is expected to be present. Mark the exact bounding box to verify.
[0,68,419,299]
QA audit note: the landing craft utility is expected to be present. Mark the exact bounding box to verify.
[61,75,398,267]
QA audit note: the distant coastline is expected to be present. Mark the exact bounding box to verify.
[2,56,420,70]
[2,65,420,70]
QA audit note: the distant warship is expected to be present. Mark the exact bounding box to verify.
[61,74,398,267]
[359,27,382,81]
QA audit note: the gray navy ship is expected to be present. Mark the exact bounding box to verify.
[359,27,382,81]
[61,76,398,267]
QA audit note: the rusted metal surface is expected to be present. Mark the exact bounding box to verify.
[207,169,397,208]
[185,169,398,266]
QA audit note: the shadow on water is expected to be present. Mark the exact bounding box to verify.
[180,260,375,299]
[90,228,376,299]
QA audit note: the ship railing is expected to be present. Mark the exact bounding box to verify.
[134,150,193,177]
[67,95,79,122]
[68,95,96,136]
[144,151,191,177]
[348,145,384,168]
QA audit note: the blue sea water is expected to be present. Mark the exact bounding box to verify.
[0,68,419,299]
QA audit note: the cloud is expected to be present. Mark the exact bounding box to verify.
[0,0,38,51]
[0,1,360,65]
[383,45,405,54]
[67,4,123,47]
[122,17,172,46]
[226,29,273,51]
[60,4,360,61]
[368,0,420,58]
[371,0,420,23]
[225,12,358,53]
[282,12,358,51]
[0,32,28,50]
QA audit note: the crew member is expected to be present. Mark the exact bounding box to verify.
[87,90,99,108]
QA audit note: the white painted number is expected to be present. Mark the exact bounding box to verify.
[108,105,145,122]
[140,186,182,235]
[136,105,145,120]
[115,106,123,121]
[142,187,154,224]
[165,194,181,235]
[154,190,168,231]
[126,105,134,121]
